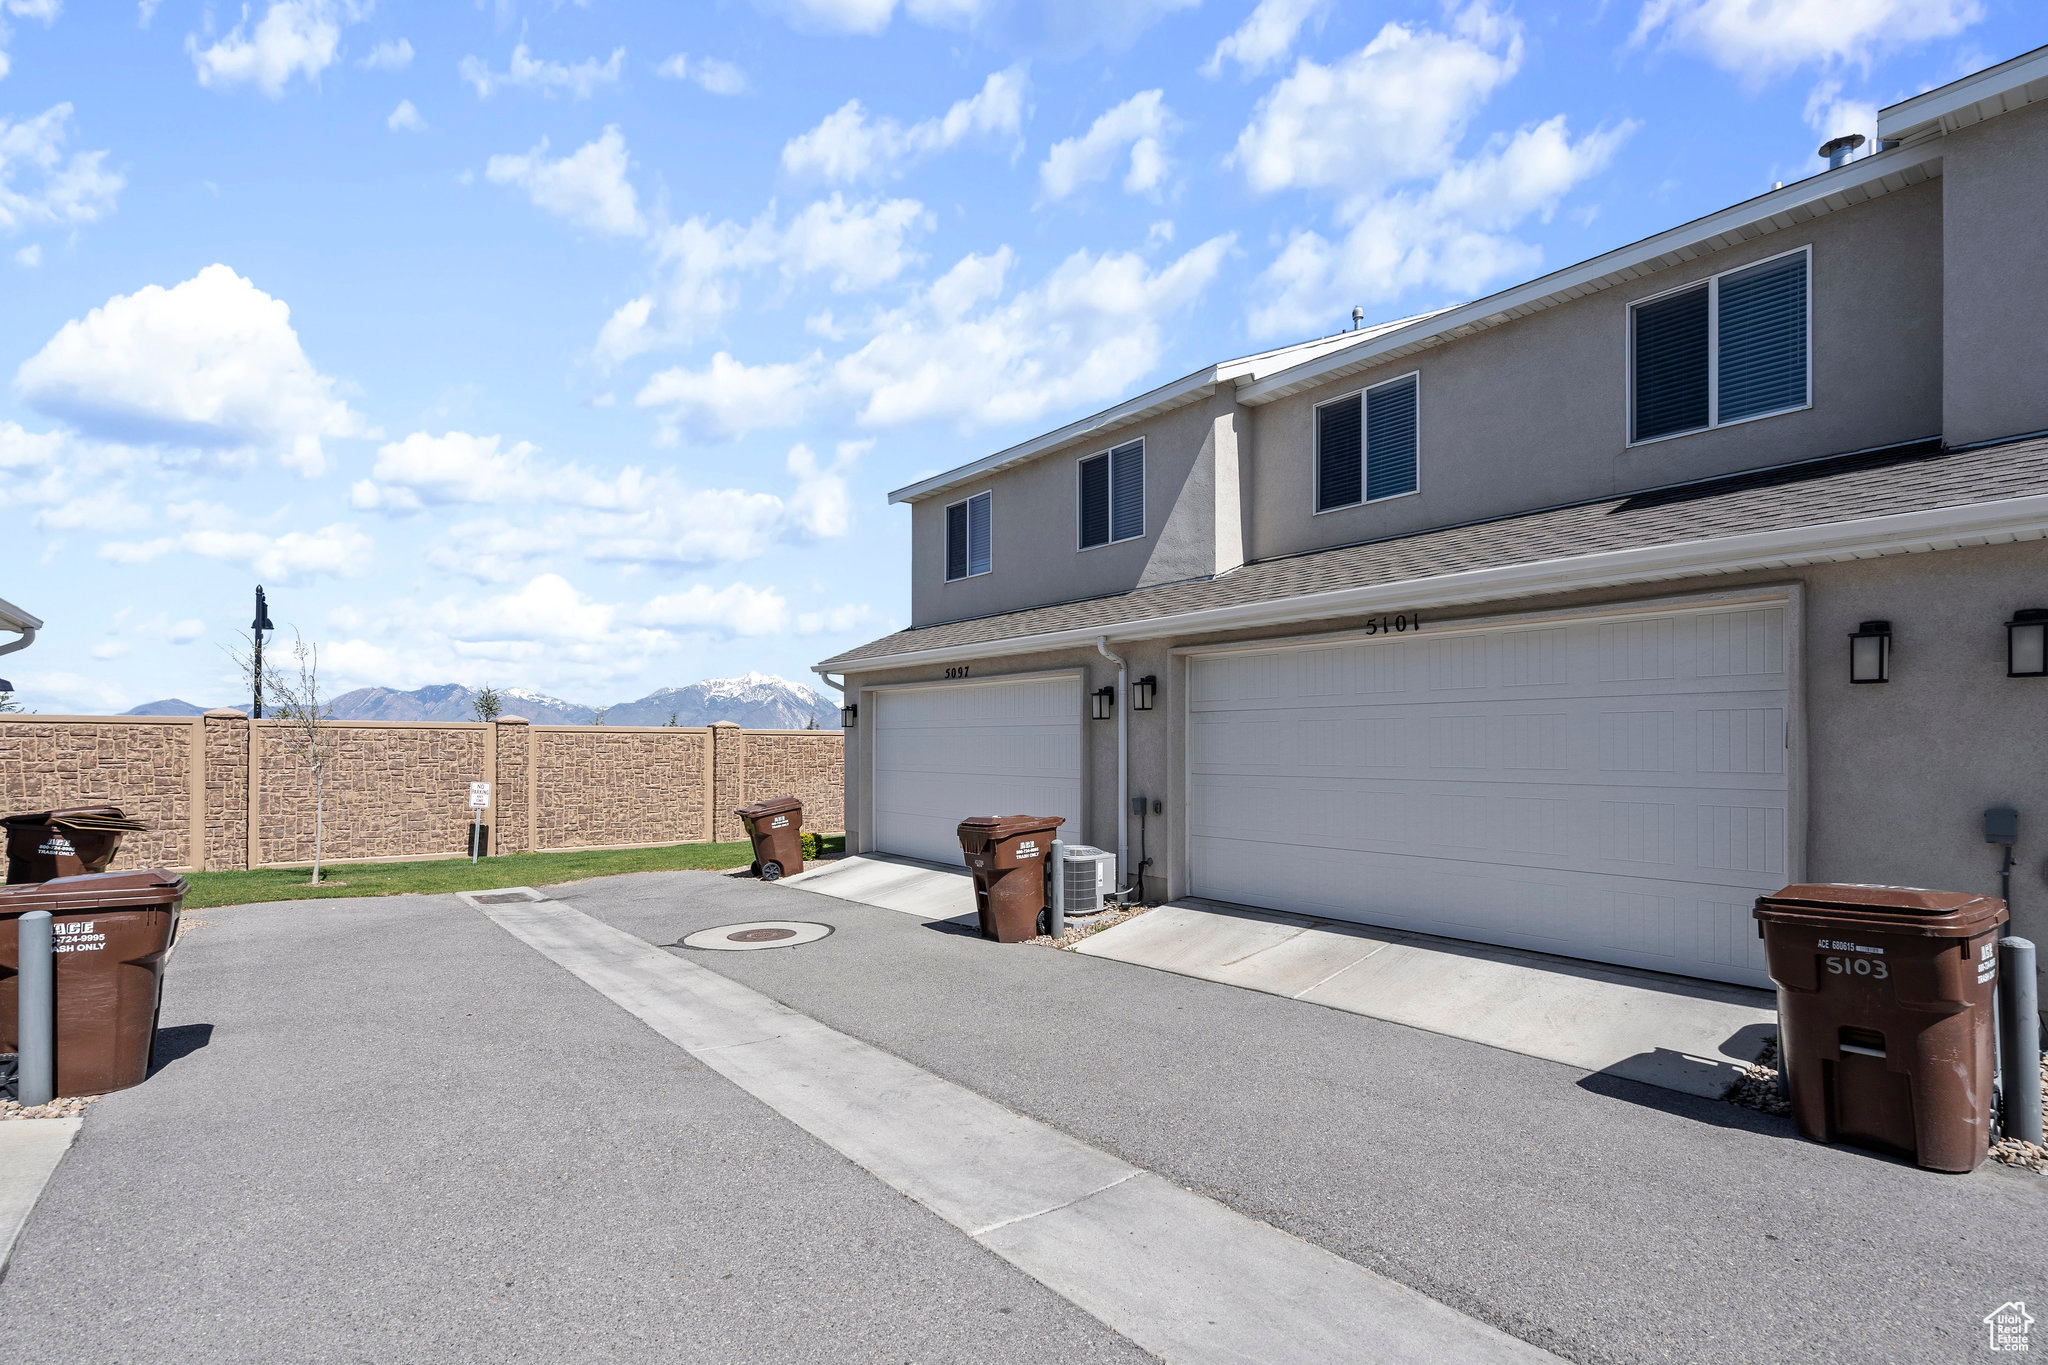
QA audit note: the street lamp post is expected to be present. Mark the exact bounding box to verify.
[250,585,275,718]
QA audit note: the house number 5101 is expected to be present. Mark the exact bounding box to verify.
[1363,613,1420,635]
[944,665,971,679]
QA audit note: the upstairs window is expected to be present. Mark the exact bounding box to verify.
[1078,439,1145,549]
[1631,246,1809,444]
[1315,372,1419,514]
[945,490,991,581]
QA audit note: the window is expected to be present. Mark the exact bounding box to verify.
[1078,439,1144,549]
[1314,372,1418,514]
[945,490,991,581]
[1630,247,1809,444]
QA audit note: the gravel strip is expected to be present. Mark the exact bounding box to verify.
[1026,902,1154,950]
[1,1095,96,1122]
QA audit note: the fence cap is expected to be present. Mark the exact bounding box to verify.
[204,708,248,719]
[495,715,531,725]
[709,720,741,728]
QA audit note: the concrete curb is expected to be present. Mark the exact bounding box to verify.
[0,1118,83,1281]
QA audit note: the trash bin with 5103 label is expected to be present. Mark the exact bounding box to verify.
[956,815,1063,943]
[1754,883,2008,1173]
[736,795,805,881]
[1,869,186,1097]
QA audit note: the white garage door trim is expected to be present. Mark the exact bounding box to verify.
[1178,588,1802,988]
[868,670,1086,866]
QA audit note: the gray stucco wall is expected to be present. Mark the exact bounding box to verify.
[1941,98,2048,447]
[840,537,2048,996]
[907,389,1241,626]
[1243,179,1946,562]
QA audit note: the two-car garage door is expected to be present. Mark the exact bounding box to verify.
[1187,603,1789,987]
[872,675,1084,866]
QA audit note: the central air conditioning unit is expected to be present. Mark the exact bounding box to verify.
[1057,845,1119,916]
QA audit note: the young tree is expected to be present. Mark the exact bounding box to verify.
[805,711,820,730]
[663,710,680,727]
[0,689,23,713]
[231,629,337,885]
[473,684,503,723]
[591,706,609,726]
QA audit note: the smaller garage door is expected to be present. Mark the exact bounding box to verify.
[872,675,1084,865]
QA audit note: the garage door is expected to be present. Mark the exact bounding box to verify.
[1187,603,1789,987]
[873,675,1084,865]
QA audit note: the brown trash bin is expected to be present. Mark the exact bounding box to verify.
[957,815,1063,943]
[0,869,187,1097]
[5,806,150,884]
[736,795,805,881]
[1754,883,2009,1173]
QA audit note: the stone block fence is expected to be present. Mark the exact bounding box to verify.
[0,712,843,873]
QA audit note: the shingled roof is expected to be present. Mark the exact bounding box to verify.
[819,435,2048,670]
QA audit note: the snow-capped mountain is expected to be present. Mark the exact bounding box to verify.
[122,674,833,728]
[602,673,829,729]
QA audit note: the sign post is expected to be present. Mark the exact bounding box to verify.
[469,782,491,863]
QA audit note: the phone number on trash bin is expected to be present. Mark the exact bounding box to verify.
[54,921,107,954]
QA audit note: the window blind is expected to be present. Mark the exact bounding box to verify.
[1632,284,1710,442]
[1110,440,1144,542]
[1079,453,1111,548]
[946,501,968,580]
[1316,394,1363,512]
[966,491,991,576]
[1365,375,1418,500]
[1718,253,1807,423]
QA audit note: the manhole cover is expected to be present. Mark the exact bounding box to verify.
[680,921,833,952]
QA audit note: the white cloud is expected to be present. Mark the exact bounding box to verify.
[14,263,366,474]
[386,98,425,133]
[1040,89,1178,200]
[754,0,1192,49]
[13,241,37,265]
[781,65,1026,182]
[486,126,643,237]
[102,517,373,581]
[796,602,877,635]
[641,582,788,636]
[0,0,62,82]
[1632,0,1981,79]
[655,52,747,95]
[833,234,1233,429]
[1203,0,1329,77]
[594,195,932,364]
[756,0,978,36]
[170,618,205,643]
[1803,78,1878,145]
[1248,114,1633,337]
[784,439,866,539]
[0,103,123,234]
[1234,4,1631,339]
[137,0,160,28]
[186,0,361,97]
[635,351,822,441]
[360,36,412,71]
[459,43,623,99]
[1232,3,1523,200]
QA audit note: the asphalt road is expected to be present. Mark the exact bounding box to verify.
[0,885,1147,1364]
[4,867,2042,1364]
[569,869,2048,1365]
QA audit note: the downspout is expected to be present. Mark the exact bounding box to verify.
[0,626,34,660]
[1095,635,1130,901]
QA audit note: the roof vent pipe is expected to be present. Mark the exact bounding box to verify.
[1350,306,1364,332]
[1819,133,1866,169]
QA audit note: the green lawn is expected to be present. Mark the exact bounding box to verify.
[180,835,845,909]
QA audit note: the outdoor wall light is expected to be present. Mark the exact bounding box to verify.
[839,702,858,728]
[1091,686,1116,721]
[2007,609,2048,677]
[1848,620,1891,684]
[1133,675,1157,711]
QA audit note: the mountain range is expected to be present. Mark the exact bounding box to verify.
[124,672,834,730]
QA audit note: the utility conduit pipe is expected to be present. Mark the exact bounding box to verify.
[1095,636,1130,901]
[17,910,54,1108]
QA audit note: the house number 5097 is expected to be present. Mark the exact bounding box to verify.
[944,665,971,679]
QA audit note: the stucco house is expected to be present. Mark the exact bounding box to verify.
[817,47,2048,994]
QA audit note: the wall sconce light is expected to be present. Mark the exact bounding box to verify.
[839,702,858,728]
[1133,675,1157,711]
[1848,620,1891,684]
[2007,609,2048,677]
[1091,686,1116,721]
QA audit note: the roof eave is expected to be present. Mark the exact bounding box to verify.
[0,596,44,634]
[816,492,2048,673]
[1878,43,2048,145]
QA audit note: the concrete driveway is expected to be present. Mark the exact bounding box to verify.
[2,868,2042,1364]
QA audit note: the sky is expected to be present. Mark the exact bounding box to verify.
[1,0,2041,713]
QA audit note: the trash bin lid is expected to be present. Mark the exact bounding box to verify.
[955,814,1066,839]
[2,805,149,833]
[0,868,188,912]
[1754,883,2008,934]
[735,795,804,819]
